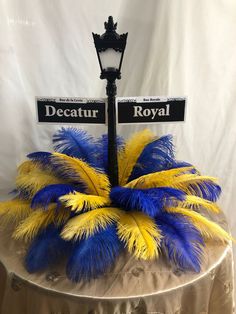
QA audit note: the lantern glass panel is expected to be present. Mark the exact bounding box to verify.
[99,48,122,71]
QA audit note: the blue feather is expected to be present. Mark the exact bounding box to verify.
[110,186,186,217]
[53,127,101,168]
[66,224,122,282]
[27,151,62,176]
[156,212,204,272]
[27,151,52,167]
[169,161,198,174]
[97,134,124,173]
[129,135,175,181]
[27,151,84,183]
[31,184,82,209]
[25,225,72,273]
[190,181,221,202]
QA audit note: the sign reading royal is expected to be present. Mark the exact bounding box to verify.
[117,97,186,124]
[37,97,106,124]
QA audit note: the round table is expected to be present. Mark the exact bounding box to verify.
[0,215,234,314]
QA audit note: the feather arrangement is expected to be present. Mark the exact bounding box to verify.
[0,127,232,282]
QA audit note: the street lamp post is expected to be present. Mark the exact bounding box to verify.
[93,16,128,187]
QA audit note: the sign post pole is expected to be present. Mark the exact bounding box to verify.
[106,77,118,187]
[93,16,128,187]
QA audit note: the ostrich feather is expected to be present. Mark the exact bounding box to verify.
[61,207,121,240]
[156,212,204,272]
[190,180,221,202]
[170,161,199,174]
[66,225,122,282]
[118,129,155,186]
[25,225,71,273]
[53,127,101,168]
[125,166,193,189]
[13,205,70,241]
[97,134,124,172]
[17,160,36,175]
[129,135,175,181]
[51,153,110,197]
[117,211,161,260]
[0,199,31,223]
[165,175,221,201]
[110,187,157,216]
[60,192,110,212]
[31,184,81,209]
[177,195,220,213]
[166,207,232,242]
[27,151,52,167]
[110,186,185,217]
[16,161,64,198]
[27,151,77,181]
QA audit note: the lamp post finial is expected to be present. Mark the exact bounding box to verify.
[105,16,117,32]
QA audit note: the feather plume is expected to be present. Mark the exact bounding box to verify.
[66,225,122,282]
[110,187,158,216]
[17,160,36,175]
[163,175,221,201]
[129,135,175,181]
[117,211,161,260]
[118,129,155,186]
[51,153,110,197]
[60,192,110,212]
[0,198,32,223]
[27,151,52,167]
[13,205,70,241]
[170,161,199,174]
[190,180,221,202]
[31,184,81,209]
[166,207,232,242]
[177,195,220,213]
[61,207,121,240]
[125,166,194,189]
[164,174,219,194]
[16,161,64,197]
[110,186,185,217]
[25,225,72,273]
[97,134,124,172]
[27,151,78,181]
[156,212,204,272]
[53,127,101,168]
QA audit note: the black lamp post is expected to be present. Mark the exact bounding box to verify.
[93,16,128,187]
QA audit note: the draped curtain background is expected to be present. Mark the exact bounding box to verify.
[0,0,235,298]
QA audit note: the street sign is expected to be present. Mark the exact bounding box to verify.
[37,97,106,124]
[117,97,186,124]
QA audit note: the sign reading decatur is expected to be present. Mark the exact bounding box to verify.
[117,97,186,124]
[37,97,106,124]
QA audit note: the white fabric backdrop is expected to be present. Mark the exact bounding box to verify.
[0,0,236,296]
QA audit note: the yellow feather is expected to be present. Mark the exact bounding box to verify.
[61,207,121,240]
[118,129,155,186]
[17,160,36,175]
[13,205,70,241]
[177,195,220,213]
[60,192,110,212]
[16,161,64,197]
[117,211,161,260]
[0,199,32,223]
[166,207,232,242]
[52,153,110,197]
[125,166,194,189]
